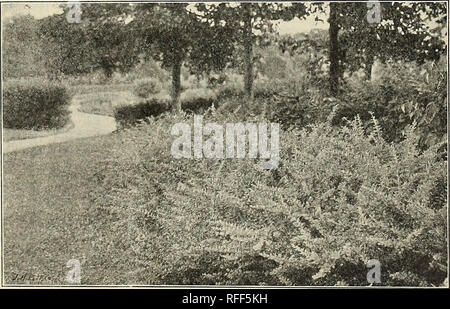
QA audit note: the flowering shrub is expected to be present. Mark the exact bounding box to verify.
[91,110,447,286]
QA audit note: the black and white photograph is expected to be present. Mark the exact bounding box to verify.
[1,1,448,290]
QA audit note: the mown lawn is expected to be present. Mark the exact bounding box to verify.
[2,134,135,285]
[67,83,133,96]
[3,121,74,142]
[75,89,171,117]
[75,91,138,117]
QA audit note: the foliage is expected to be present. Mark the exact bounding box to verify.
[216,73,245,100]
[76,90,138,117]
[3,79,71,130]
[338,2,447,77]
[123,3,238,109]
[276,30,329,89]
[259,32,446,151]
[335,58,447,150]
[133,78,163,98]
[196,2,310,98]
[114,87,219,128]
[180,88,217,113]
[114,99,169,129]
[2,15,47,79]
[39,3,140,79]
[126,60,171,82]
[281,2,447,94]
[91,110,447,286]
[256,46,288,79]
[3,2,447,288]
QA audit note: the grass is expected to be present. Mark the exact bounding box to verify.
[1,84,227,285]
[3,121,75,142]
[3,83,142,285]
[2,78,447,286]
[3,134,134,285]
[76,89,171,117]
[73,82,219,118]
[75,91,138,117]
[67,83,133,96]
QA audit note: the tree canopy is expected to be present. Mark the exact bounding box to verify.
[35,2,447,98]
[2,15,45,79]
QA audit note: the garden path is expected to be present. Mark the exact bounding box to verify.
[3,100,116,154]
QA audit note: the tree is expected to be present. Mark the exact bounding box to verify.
[39,3,140,80]
[77,3,237,111]
[243,3,254,100]
[329,2,447,93]
[129,3,196,110]
[2,15,46,79]
[197,2,309,100]
[328,2,340,96]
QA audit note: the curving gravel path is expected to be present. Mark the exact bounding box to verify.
[3,101,117,154]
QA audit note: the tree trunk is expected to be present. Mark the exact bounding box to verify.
[171,56,182,112]
[364,54,374,81]
[329,2,340,96]
[100,58,114,81]
[104,67,113,79]
[243,3,254,100]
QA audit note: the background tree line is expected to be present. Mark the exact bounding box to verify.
[3,2,446,105]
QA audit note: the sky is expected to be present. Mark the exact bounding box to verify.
[1,2,329,33]
[2,3,63,19]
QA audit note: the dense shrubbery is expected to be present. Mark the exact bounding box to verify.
[116,56,447,152]
[91,109,447,286]
[216,73,245,100]
[3,79,71,130]
[4,3,446,288]
[114,88,218,129]
[114,99,168,129]
[254,55,447,155]
[126,59,171,83]
[335,59,447,149]
[133,78,163,98]
[180,88,217,113]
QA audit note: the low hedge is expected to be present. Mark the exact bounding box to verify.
[114,89,218,129]
[114,99,169,129]
[3,80,71,130]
